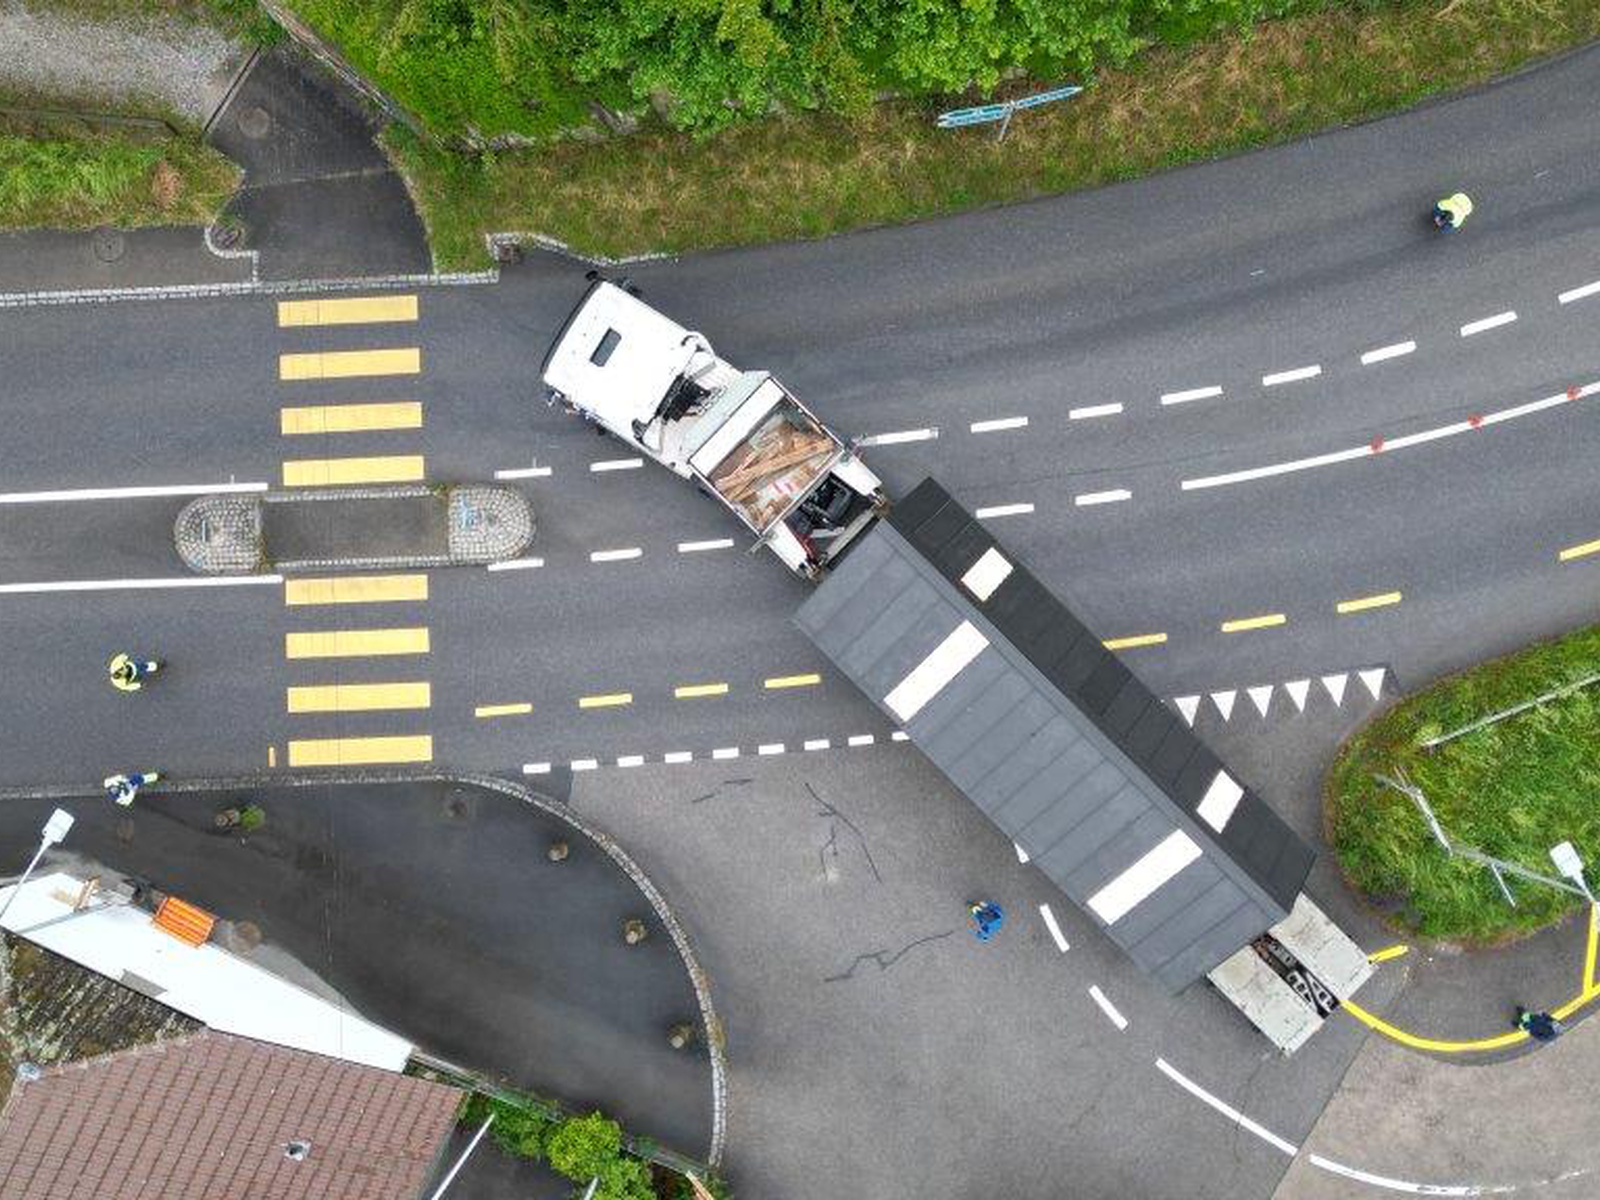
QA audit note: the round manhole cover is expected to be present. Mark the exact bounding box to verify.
[92,227,125,262]
[237,105,271,139]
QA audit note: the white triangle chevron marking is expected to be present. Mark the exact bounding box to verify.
[1285,679,1310,712]
[1247,685,1273,718]
[1359,667,1386,700]
[1211,689,1237,721]
[1174,695,1200,726]
[1322,673,1348,706]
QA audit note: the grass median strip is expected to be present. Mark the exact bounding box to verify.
[381,0,1600,268]
[1327,621,1600,941]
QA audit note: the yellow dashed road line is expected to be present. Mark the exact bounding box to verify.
[282,455,425,487]
[285,574,428,605]
[289,735,433,766]
[675,682,730,699]
[1336,590,1403,614]
[280,402,423,435]
[1103,632,1168,651]
[285,628,430,658]
[279,347,421,380]
[1220,612,1287,634]
[579,692,633,709]
[1559,537,1600,563]
[287,681,432,713]
[475,702,533,718]
[765,673,822,690]
[277,295,418,327]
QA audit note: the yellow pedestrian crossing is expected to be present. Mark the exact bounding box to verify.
[279,348,421,381]
[280,402,423,435]
[277,295,418,327]
[288,735,434,767]
[281,455,426,486]
[284,575,429,606]
[287,681,432,713]
[285,627,430,658]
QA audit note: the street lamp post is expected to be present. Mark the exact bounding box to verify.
[0,808,75,926]
[1549,841,1595,905]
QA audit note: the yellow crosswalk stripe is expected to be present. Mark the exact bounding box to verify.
[288,735,433,767]
[281,455,425,486]
[280,402,423,435]
[285,628,430,658]
[277,295,418,327]
[284,575,429,605]
[287,681,432,713]
[764,673,821,689]
[278,348,421,380]
[475,703,533,718]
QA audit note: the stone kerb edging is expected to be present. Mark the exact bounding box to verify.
[0,769,727,1168]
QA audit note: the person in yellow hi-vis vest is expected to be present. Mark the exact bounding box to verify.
[1433,192,1474,232]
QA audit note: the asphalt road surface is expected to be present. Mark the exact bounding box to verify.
[2,37,1600,1200]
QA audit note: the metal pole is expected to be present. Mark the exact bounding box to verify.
[426,1113,494,1200]
[0,841,51,927]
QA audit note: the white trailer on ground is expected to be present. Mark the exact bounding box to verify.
[541,278,887,578]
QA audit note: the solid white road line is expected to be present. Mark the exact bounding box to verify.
[590,457,644,472]
[847,734,875,747]
[0,574,283,595]
[1087,985,1128,1030]
[664,751,694,764]
[1154,1059,1299,1157]
[970,416,1029,433]
[890,731,909,742]
[522,762,552,775]
[678,538,736,553]
[1069,402,1123,420]
[571,759,599,772]
[1360,341,1416,365]
[494,466,552,479]
[1183,379,1600,491]
[1460,310,1516,337]
[0,480,267,504]
[617,755,645,767]
[1039,903,1070,952]
[857,428,939,446]
[1558,279,1600,305]
[757,742,785,756]
[711,746,740,760]
[486,557,544,571]
[1262,365,1321,387]
[1074,489,1131,506]
[803,739,831,751]
[1307,1155,1478,1196]
[590,547,643,562]
[974,503,1034,519]
[1160,386,1223,406]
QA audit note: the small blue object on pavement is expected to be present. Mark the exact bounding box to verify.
[969,900,1005,942]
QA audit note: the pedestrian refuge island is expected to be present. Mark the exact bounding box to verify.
[794,478,1371,1050]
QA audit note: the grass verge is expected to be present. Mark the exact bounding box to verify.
[0,122,238,230]
[383,0,1600,269]
[1326,623,1600,943]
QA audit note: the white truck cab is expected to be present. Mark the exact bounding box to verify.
[542,279,886,577]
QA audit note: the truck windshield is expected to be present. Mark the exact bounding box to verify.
[706,400,837,531]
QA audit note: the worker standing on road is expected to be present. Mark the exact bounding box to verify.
[108,653,161,692]
[1432,192,1474,231]
[1514,1007,1565,1042]
[968,900,1006,942]
[103,771,160,807]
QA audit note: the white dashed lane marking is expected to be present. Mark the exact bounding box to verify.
[970,416,1029,433]
[486,557,543,571]
[1155,1058,1298,1157]
[1359,340,1415,365]
[1039,904,1070,952]
[590,457,644,472]
[1069,402,1123,420]
[678,538,736,553]
[1088,985,1128,1030]
[1460,310,1516,337]
[495,465,552,479]
[1559,279,1600,304]
[975,503,1034,519]
[1074,489,1131,507]
[1262,364,1321,387]
[1160,385,1223,406]
[590,547,644,563]
[856,427,939,446]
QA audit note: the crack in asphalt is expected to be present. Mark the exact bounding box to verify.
[823,930,955,983]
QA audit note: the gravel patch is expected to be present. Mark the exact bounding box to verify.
[0,2,244,122]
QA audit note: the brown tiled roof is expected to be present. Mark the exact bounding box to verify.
[0,1029,461,1200]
